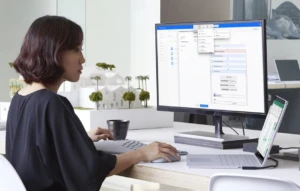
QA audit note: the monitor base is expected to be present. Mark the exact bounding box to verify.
[174,131,258,149]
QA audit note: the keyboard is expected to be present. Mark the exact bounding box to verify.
[186,154,261,168]
[218,154,259,166]
[94,139,188,155]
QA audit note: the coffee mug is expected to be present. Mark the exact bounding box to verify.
[107,120,130,140]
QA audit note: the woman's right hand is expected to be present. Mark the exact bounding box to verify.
[136,141,179,162]
[109,141,180,176]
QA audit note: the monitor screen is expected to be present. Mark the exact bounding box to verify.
[156,20,267,116]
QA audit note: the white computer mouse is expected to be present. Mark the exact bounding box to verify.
[151,154,181,163]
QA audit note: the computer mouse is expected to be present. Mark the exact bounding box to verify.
[151,154,181,163]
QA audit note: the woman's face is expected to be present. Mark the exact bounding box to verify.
[60,46,85,82]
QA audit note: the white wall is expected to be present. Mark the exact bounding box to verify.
[0,0,57,101]
[130,0,160,106]
[57,0,86,92]
[57,0,86,58]
[86,0,131,77]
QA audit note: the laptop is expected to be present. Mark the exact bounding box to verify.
[186,96,288,169]
[275,59,300,81]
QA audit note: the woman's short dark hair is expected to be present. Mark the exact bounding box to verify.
[13,15,83,85]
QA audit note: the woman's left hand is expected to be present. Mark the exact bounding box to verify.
[88,127,114,142]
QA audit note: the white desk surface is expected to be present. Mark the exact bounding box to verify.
[123,122,300,189]
[1,122,300,190]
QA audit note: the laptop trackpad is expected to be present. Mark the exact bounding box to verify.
[187,154,223,167]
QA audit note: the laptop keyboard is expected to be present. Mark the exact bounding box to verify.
[219,154,259,166]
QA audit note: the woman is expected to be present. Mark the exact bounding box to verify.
[6,15,178,191]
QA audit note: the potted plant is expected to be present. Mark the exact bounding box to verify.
[89,76,103,110]
[123,92,135,109]
[123,76,135,108]
[89,91,103,110]
[139,75,150,108]
[139,90,150,108]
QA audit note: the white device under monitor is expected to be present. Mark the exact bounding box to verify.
[186,96,288,169]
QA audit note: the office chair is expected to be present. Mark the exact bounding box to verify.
[209,173,300,191]
[0,154,26,191]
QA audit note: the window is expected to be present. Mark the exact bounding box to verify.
[121,99,123,106]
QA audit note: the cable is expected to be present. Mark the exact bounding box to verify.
[241,121,245,136]
[222,121,239,135]
[242,158,278,170]
[279,147,300,150]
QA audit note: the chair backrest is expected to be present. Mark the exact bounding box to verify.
[0,155,26,191]
[209,173,300,191]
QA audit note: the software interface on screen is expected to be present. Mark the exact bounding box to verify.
[156,21,265,113]
[257,99,284,157]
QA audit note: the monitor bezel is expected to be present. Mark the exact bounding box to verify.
[155,19,268,118]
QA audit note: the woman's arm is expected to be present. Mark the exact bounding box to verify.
[108,150,142,176]
[109,142,178,176]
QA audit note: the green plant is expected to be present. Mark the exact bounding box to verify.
[140,76,144,90]
[142,75,149,91]
[90,76,101,91]
[96,62,108,70]
[8,62,13,68]
[89,91,103,110]
[96,62,115,71]
[139,90,150,108]
[124,76,132,91]
[135,75,142,89]
[123,91,135,109]
[9,79,26,98]
[89,91,103,102]
[108,64,115,71]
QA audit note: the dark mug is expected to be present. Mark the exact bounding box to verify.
[107,120,130,140]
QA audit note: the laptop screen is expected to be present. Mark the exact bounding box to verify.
[257,98,285,158]
[275,60,300,81]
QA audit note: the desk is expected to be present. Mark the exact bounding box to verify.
[1,123,300,190]
[120,122,300,190]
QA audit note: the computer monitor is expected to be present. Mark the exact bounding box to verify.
[155,20,268,149]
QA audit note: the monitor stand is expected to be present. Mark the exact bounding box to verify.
[174,115,258,149]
